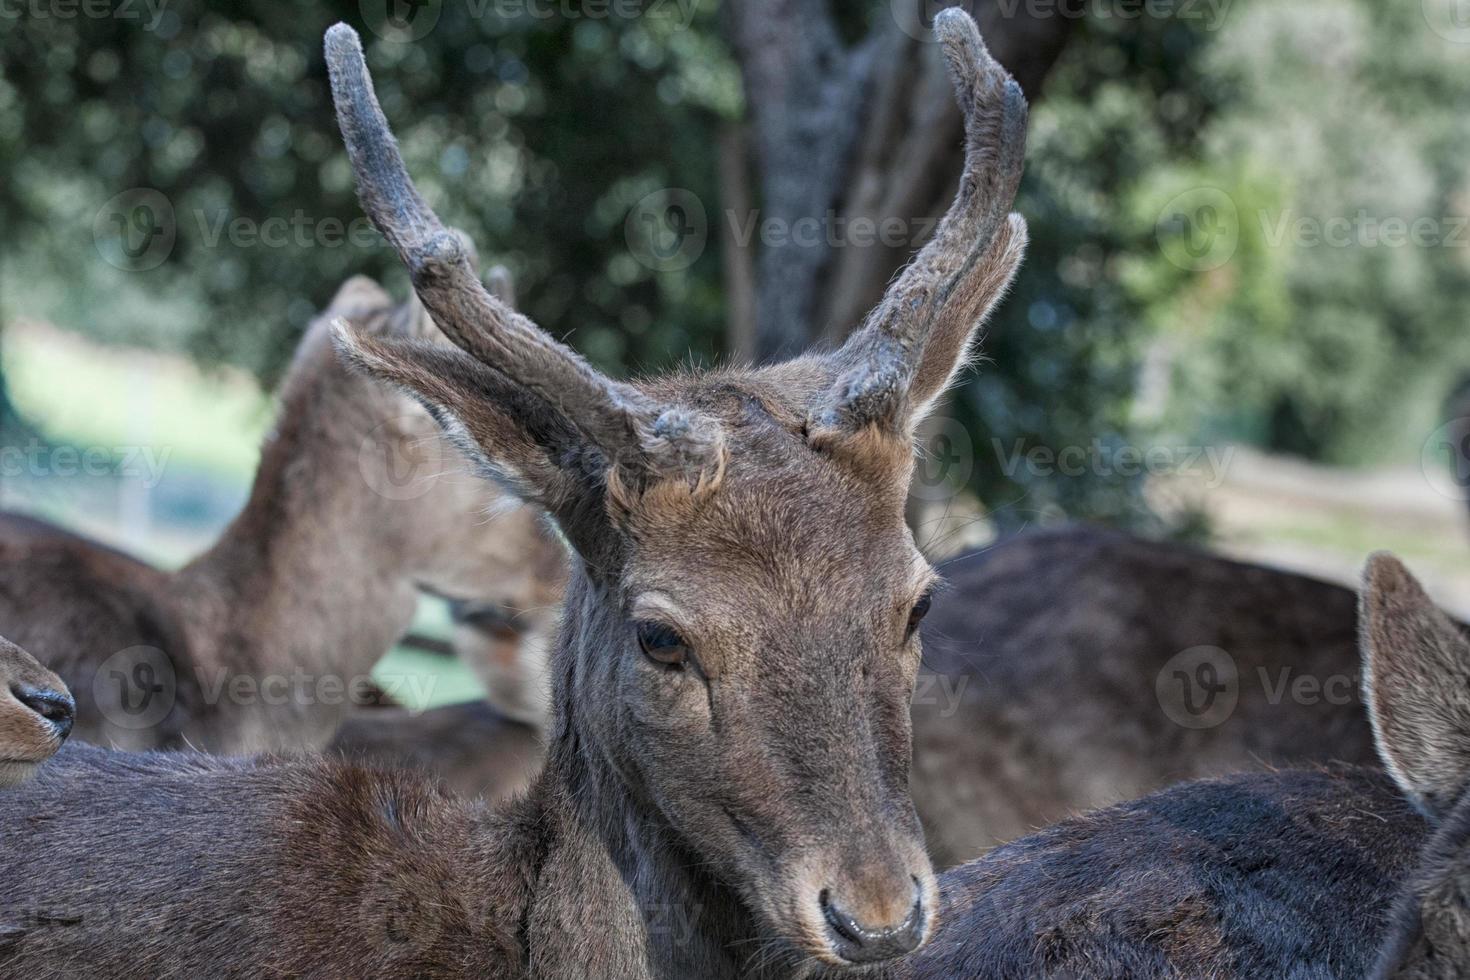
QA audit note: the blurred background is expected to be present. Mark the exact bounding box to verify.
[5,0,1470,701]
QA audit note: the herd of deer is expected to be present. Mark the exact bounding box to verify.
[0,12,1462,977]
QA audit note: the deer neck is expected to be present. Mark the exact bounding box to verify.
[168,366,424,753]
[509,584,769,980]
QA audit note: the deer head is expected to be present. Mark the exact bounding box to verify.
[325,8,1026,968]
[1363,554,1470,979]
[0,636,73,787]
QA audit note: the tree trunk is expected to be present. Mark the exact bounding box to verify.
[726,1,1079,361]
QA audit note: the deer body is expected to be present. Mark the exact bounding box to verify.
[5,15,1470,978]
[912,525,1380,865]
[0,281,560,754]
[328,699,543,801]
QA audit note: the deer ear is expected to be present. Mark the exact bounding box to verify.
[330,319,613,556]
[1362,553,1470,819]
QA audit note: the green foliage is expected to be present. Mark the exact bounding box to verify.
[0,0,738,384]
[951,10,1226,532]
[1132,0,1470,464]
[6,0,1469,537]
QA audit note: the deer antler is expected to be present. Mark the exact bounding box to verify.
[814,9,1028,436]
[324,24,723,487]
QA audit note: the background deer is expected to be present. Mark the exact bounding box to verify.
[910,523,1381,865]
[328,697,544,800]
[0,11,1028,976]
[0,636,72,787]
[877,552,1464,978]
[0,272,562,754]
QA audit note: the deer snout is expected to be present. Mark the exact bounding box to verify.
[818,873,927,965]
[11,684,75,741]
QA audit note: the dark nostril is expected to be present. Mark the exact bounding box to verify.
[11,686,75,740]
[820,878,925,965]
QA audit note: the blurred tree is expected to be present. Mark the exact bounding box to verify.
[0,0,737,386]
[10,0,1460,538]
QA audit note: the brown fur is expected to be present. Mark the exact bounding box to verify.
[2,13,1463,977]
[328,700,543,802]
[0,280,562,754]
[0,13,1032,976]
[0,636,71,787]
[911,525,1381,866]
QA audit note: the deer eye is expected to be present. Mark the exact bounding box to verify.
[906,592,933,640]
[637,621,690,668]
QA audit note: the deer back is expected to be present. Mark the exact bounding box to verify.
[912,524,1378,865]
[899,554,1470,979]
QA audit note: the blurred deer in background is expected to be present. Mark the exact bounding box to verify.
[0,12,1030,975]
[0,270,562,754]
[895,553,1468,978]
[328,697,545,800]
[0,635,72,787]
[909,524,1382,865]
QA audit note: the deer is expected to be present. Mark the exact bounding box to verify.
[328,696,545,800]
[0,268,562,755]
[908,523,1383,866]
[0,11,1028,975]
[0,15,1462,979]
[889,551,1470,978]
[0,636,72,787]
[1373,787,1470,979]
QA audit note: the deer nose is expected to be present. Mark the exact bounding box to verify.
[11,685,75,741]
[820,879,925,965]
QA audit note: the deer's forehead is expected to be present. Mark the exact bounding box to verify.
[625,486,924,622]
